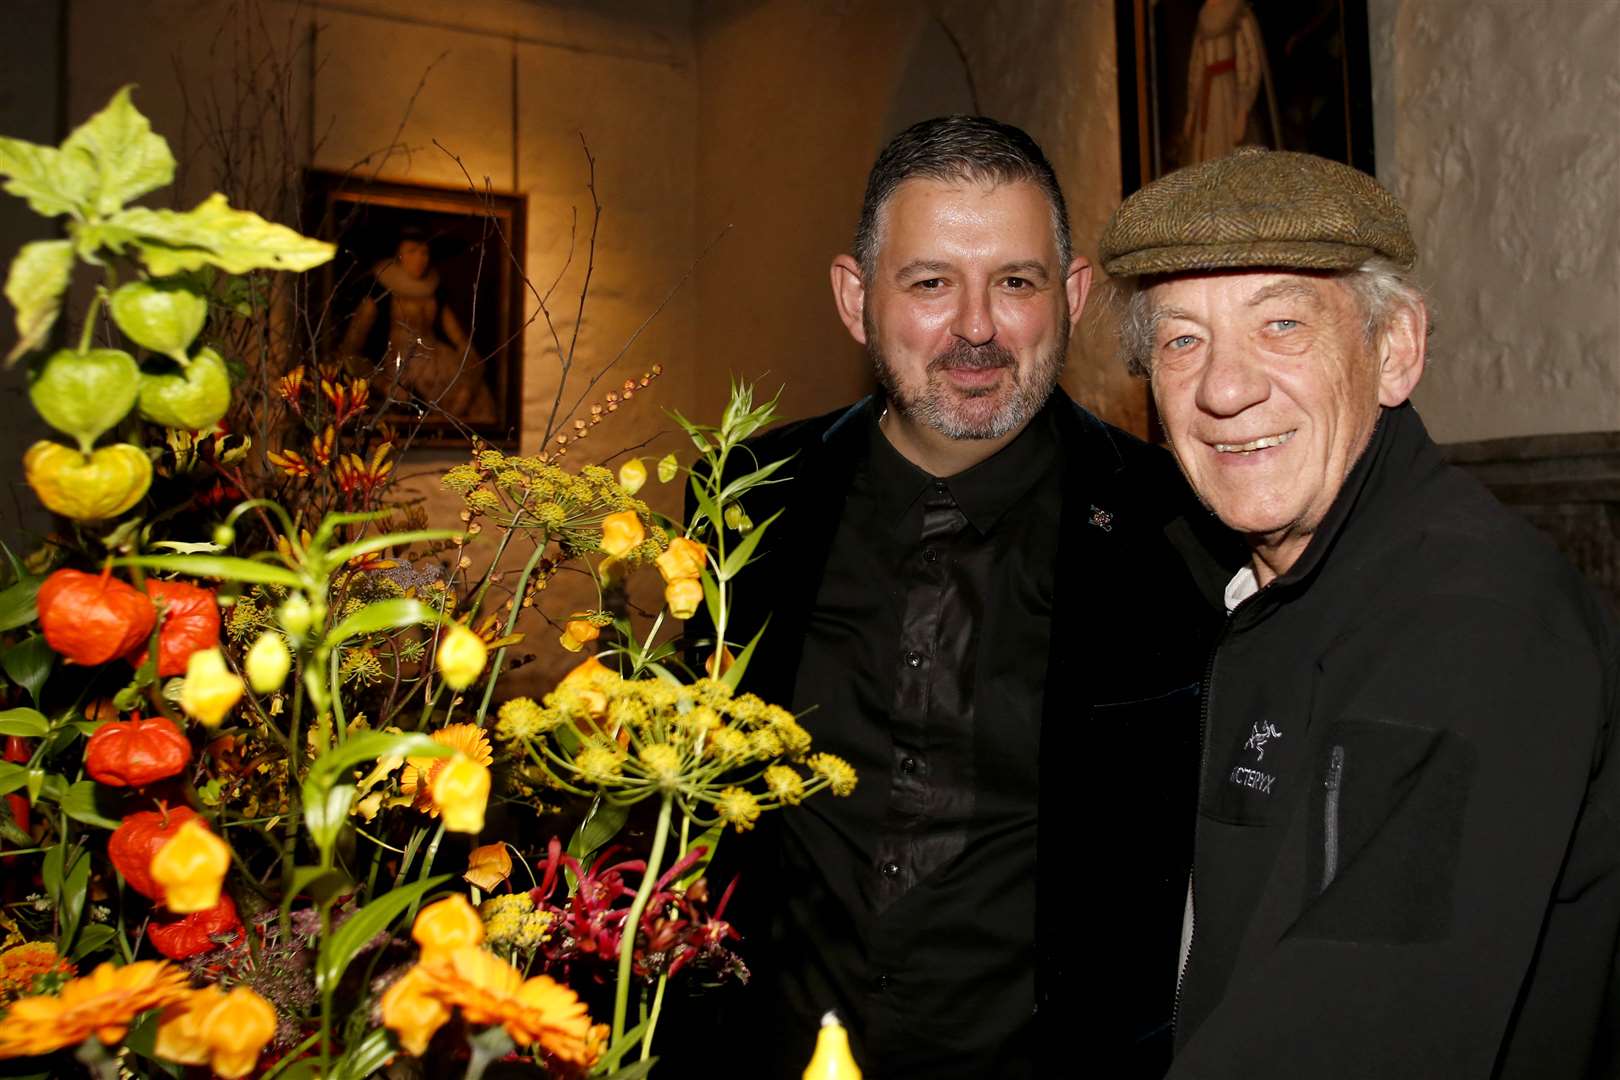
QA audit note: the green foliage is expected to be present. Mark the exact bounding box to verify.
[4,240,73,362]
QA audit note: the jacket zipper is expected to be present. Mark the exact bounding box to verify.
[1173,620,1226,1043]
[1321,744,1345,892]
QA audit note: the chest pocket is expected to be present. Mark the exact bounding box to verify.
[1200,671,1314,826]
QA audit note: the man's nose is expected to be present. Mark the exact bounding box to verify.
[950,286,996,347]
[1195,336,1269,416]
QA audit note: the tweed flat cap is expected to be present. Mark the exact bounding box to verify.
[1100,147,1416,277]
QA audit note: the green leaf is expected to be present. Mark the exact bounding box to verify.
[0,708,48,737]
[114,553,304,588]
[720,618,769,693]
[717,455,795,505]
[0,811,30,847]
[324,598,440,648]
[0,635,54,704]
[598,1060,658,1080]
[58,85,175,216]
[58,780,121,829]
[328,1027,396,1080]
[299,777,357,852]
[677,824,723,891]
[58,843,90,948]
[0,762,28,797]
[97,193,335,276]
[302,732,451,851]
[566,796,629,869]
[323,529,461,571]
[0,573,39,632]
[70,922,117,960]
[315,874,449,994]
[4,240,74,365]
[282,865,351,908]
[688,475,723,536]
[719,508,782,580]
[150,540,225,554]
[0,135,92,217]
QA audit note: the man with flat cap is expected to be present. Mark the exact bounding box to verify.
[1100,147,1620,1078]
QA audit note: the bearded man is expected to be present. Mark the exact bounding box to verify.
[694,116,1226,1079]
[1101,148,1620,1077]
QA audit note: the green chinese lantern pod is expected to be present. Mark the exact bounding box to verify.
[28,347,140,452]
[110,280,208,363]
[137,346,231,431]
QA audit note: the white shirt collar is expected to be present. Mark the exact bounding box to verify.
[1223,565,1260,612]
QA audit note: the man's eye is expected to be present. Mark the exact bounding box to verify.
[1005,277,1028,289]
[914,278,944,290]
[1268,319,1299,331]
[1167,334,1198,349]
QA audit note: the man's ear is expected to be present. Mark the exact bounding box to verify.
[830,254,867,345]
[1064,255,1093,330]
[1377,298,1427,407]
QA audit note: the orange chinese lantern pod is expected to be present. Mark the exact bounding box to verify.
[37,569,156,666]
[84,713,191,787]
[108,806,199,901]
[126,580,220,677]
[147,893,244,959]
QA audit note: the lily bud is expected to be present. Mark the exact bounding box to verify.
[244,632,291,693]
[435,624,488,691]
[278,592,312,640]
[617,457,647,495]
[179,647,243,728]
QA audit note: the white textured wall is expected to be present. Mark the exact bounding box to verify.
[1369,0,1620,442]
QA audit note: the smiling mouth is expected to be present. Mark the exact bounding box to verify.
[1213,430,1296,454]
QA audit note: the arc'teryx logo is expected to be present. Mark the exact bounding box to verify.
[1243,720,1283,761]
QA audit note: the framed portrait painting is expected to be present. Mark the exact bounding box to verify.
[303,171,527,447]
[1116,0,1377,193]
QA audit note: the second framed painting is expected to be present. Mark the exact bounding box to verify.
[303,171,527,447]
[1116,0,1376,193]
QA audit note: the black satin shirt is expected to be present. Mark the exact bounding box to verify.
[776,400,1061,1078]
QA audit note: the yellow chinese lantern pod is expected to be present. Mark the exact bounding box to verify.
[24,440,152,521]
[244,631,291,693]
[381,966,451,1057]
[654,536,707,583]
[617,457,647,495]
[153,985,223,1066]
[464,842,513,891]
[435,624,488,691]
[205,986,277,1078]
[598,509,644,558]
[431,754,491,834]
[149,819,230,914]
[179,647,244,728]
[665,577,704,620]
[412,893,485,962]
[803,1011,862,1080]
[558,619,600,653]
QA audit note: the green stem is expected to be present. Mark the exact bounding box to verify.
[76,291,104,355]
[259,1032,321,1080]
[74,1038,120,1080]
[612,792,673,1045]
[475,538,549,723]
[641,972,669,1062]
[329,646,346,740]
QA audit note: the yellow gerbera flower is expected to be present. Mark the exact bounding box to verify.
[0,960,190,1058]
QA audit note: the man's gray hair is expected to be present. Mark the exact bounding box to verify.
[1110,256,1432,378]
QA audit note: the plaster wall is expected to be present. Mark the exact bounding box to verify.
[1369,0,1620,442]
[693,0,1142,433]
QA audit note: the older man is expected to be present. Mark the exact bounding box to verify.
[1101,147,1620,1077]
[684,116,1223,1079]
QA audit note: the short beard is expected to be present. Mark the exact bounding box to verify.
[868,317,1067,441]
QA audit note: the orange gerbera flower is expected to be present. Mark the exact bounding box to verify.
[0,942,74,1006]
[400,723,493,812]
[0,960,190,1058]
[421,947,601,1065]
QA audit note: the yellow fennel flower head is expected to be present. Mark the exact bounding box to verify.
[808,753,858,797]
[155,985,276,1079]
[764,764,806,806]
[496,696,557,740]
[680,704,722,735]
[558,619,600,653]
[244,631,291,694]
[0,960,190,1058]
[617,457,648,495]
[431,754,491,834]
[708,726,750,762]
[638,743,684,788]
[179,647,244,728]
[412,894,485,963]
[435,623,488,691]
[380,965,452,1057]
[464,842,513,891]
[750,727,785,759]
[654,536,707,584]
[149,819,230,914]
[574,743,625,785]
[773,716,813,757]
[598,509,644,558]
[715,786,762,832]
[664,577,703,620]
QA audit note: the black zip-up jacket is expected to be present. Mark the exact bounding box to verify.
[1170,403,1620,1078]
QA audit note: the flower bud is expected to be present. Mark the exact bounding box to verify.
[665,578,703,620]
[212,524,235,548]
[598,510,644,558]
[244,632,291,693]
[149,818,230,913]
[435,624,487,691]
[278,593,312,640]
[617,457,647,495]
[431,754,491,833]
[179,647,243,728]
[656,452,679,483]
[558,619,600,654]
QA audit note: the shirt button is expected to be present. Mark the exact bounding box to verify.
[922,548,938,564]
[904,651,922,668]
[931,480,947,494]
[900,756,918,774]
[881,861,901,878]
[877,973,891,991]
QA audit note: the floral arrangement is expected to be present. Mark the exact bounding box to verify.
[0,89,854,1078]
